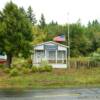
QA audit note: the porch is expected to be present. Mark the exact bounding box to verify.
[33,50,67,64]
[33,41,68,68]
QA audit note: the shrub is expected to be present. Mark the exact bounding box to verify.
[3,68,10,73]
[44,65,52,72]
[27,58,32,68]
[0,64,5,68]
[38,67,46,72]
[16,66,22,70]
[38,65,52,72]
[31,65,53,73]
[90,48,100,62]
[39,60,52,72]
[9,68,19,76]
[22,67,31,74]
[40,60,49,67]
[31,66,38,72]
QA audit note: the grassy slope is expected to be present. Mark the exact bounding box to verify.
[0,67,100,89]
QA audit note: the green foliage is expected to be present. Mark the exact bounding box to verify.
[86,20,100,52]
[3,68,10,73]
[39,60,52,72]
[27,6,37,25]
[1,67,100,89]
[9,68,19,76]
[27,57,32,68]
[31,64,52,73]
[40,60,49,67]
[32,26,47,44]
[90,52,100,62]
[66,23,90,56]
[0,1,100,60]
[39,13,46,29]
[44,65,52,72]
[38,67,46,72]
[0,1,33,67]
[45,24,65,41]
[89,48,100,62]
[0,64,5,68]
[31,66,38,72]
[22,67,31,74]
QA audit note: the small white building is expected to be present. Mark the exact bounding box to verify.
[32,41,69,68]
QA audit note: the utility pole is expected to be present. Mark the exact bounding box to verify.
[67,12,70,68]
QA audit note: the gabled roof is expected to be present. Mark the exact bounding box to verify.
[34,41,69,48]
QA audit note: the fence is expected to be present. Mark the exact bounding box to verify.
[70,60,100,69]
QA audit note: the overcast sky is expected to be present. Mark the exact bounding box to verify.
[0,0,100,25]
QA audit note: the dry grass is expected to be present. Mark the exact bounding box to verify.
[0,67,100,89]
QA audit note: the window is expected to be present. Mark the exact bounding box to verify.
[58,51,66,60]
[48,51,56,60]
[36,50,44,63]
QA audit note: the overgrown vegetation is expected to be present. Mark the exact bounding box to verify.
[0,58,53,77]
[0,57,99,89]
[0,67,100,89]
[9,68,19,76]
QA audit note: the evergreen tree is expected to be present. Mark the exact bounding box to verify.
[39,13,46,29]
[0,1,33,67]
[65,23,90,56]
[20,7,27,15]
[49,20,58,25]
[27,6,37,25]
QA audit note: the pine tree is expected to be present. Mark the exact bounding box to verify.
[27,6,37,25]
[39,13,46,29]
[0,2,33,67]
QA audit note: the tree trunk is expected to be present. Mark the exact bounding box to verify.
[6,54,12,68]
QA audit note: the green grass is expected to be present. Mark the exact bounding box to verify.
[0,67,100,89]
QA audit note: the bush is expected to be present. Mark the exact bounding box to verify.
[40,60,49,67]
[44,65,52,72]
[0,64,5,68]
[22,67,31,74]
[31,65,52,73]
[27,58,32,68]
[16,66,22,70]
[90,52,100,62]
[38,65,52,72]
[31,66,38,72]
[9,68,19,76]
[90,48,100,62]
[39,60,52,72]
[3,68,10,73]
[38,67,46,72]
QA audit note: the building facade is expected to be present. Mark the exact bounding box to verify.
[33,41,69,68]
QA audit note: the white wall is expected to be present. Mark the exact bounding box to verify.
[34,45,44,50]
[58,45,66,51]
[0,55,7,60]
